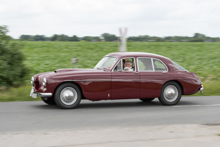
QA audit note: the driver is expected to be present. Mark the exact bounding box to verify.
[124,61,133,71]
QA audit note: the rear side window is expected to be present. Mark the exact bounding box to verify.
[153,59,167,71]
[137,58,153,71]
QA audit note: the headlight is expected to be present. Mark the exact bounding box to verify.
[42,78,47,86]
[31,77,34,85]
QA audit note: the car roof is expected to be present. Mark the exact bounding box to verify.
[106,52,170,60]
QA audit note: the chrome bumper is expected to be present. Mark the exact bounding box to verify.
[36,92,52,97]
[30,87,52,98]
[200,85,204,93]
[31,92,52,98]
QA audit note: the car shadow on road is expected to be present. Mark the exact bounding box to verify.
[78,101,165,109]
[78,100,200,109]
[32,99,199,110]
[32,103,59,109]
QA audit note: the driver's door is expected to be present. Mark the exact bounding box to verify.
[111,58,140,99]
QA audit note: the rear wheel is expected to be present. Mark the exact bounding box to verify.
[140,98,155,102]
[41,97,56,105]
[54,83,81,109]
[159,82,182,105]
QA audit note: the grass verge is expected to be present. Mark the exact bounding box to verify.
[0,85,38,102]
[0,41,220,102]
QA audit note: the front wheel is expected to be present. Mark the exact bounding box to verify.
[159,82,182,105]
[54,83,82,109]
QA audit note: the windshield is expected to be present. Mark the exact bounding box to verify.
[94,56,117,70]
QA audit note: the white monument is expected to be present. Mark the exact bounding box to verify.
[119,28,127,52]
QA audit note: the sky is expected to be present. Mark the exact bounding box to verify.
[1,0,220,39]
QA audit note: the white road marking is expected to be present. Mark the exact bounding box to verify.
[172,104,220,107]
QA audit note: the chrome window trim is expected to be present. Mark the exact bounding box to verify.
[112,57,136,72]
[137,57,168,72]
[111,59,122,72]
[151,58,155,71]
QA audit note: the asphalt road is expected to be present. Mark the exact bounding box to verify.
[0,96,220,133]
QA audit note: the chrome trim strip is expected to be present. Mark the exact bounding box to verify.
[34,92,52,97]
[64,79,136,82]
[112,79,135,82]
[151,58,155,71]
[64,79,112,82]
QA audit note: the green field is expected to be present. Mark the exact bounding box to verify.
[0,41,220,101]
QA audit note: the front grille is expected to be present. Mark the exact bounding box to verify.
[34,81,40,90]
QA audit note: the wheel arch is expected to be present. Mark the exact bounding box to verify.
[53,81,86,99]
[163,80,184,95]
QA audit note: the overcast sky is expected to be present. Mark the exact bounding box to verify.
[1,0,220,38]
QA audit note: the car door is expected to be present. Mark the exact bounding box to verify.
[111,57,140,99]
[137,57,171,98]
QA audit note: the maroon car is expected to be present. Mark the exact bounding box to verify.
[30,52,203,109]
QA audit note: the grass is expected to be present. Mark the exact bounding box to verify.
[1,41,220,101]
[0,85,37,102]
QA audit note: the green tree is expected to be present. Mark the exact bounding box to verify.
[69,35,79,41]
[20,35,34,41]
[101,33,118,41]
[57,34,69,41]
[51,34,59,41]
[0,26,28,88]
[34,35,45,41]
[193,33,206,39]
[189,38,205,42]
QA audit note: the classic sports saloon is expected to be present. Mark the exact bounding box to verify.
[30,52,203,109]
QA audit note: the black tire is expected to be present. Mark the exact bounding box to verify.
[54,83,82,109]
[159,82,182,105]
[140,98,155,102]
[41,97,56,105]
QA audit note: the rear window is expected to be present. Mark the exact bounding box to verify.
[172,61,187,71]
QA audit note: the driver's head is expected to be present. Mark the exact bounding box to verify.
[125,61,132,68]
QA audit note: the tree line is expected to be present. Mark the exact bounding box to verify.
[19,33,220,42]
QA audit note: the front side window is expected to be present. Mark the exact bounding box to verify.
[153,59,167,71]
[138,58,153,71]
[113,58,135,72]
[94,56,117,70]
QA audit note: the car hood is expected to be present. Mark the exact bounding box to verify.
[33,68,106,83]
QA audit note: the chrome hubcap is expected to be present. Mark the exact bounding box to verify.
[164,85,178,102]
[60,87,77,105]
